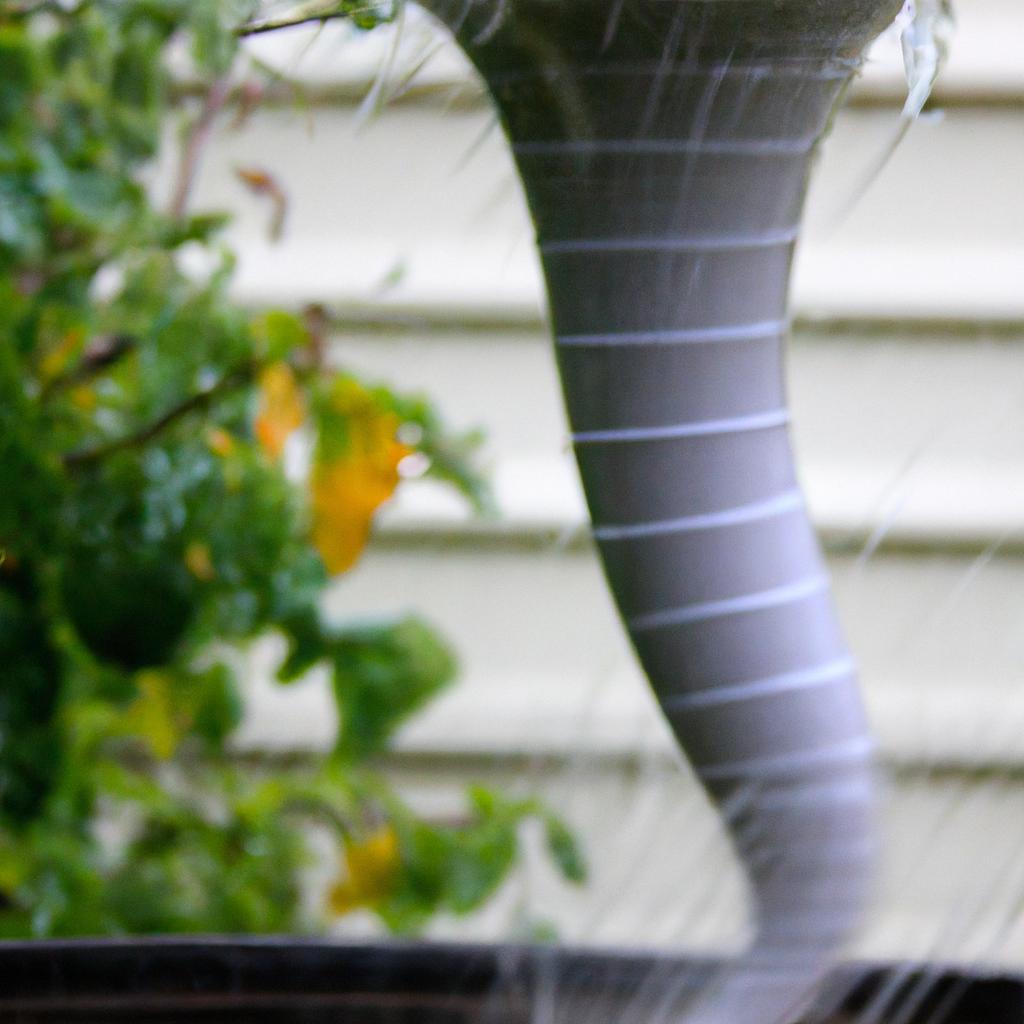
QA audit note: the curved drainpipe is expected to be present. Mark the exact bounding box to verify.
[414,0,903,1018]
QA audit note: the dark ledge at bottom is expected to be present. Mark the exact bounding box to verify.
[0,939,1022,1023]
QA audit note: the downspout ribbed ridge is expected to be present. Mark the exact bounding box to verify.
[414,0,904,1019]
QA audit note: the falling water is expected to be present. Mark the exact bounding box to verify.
[828,0,955,226]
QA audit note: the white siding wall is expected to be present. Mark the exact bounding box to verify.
[168,1,1024,961]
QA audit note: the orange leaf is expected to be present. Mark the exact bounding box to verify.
[310,382,409,574]
[236,167,274,191]
[205,427,236,458]
[255,362,304,459]
[236,166,288,241]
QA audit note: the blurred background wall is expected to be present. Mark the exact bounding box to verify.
[157,0,1024,962]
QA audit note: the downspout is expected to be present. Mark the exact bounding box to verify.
[415,0,903,1018]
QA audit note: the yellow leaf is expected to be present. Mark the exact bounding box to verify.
[184,541,215,582]
[327,883,360,916]
[0,844,24,893]
[70,385,97,411]
[255,362,304,459]
[311,383,410,574]
[328,825,400,916]
[39,328,84,381]
[311,461,394,575]
[125,671,188,760]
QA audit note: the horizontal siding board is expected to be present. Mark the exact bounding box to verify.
[231,0,1024,104]
[159,100,1024,320]
[232,541,1024,769]
[365,760,1024,967]
[325,324,1024,549]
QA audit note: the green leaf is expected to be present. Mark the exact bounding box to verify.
[158,212,232,248]
[381,389,493,514]
[544,814,587,884]
[0,574,64,828]
[330,616,456,761]
[61,545,197,672]
[0,28,36,124]
[251,310,307,362]
[189,1,243,76]
[277,607,330,682]
[189,662,243,746]
[443,817,517,913]
[0,181,40,253]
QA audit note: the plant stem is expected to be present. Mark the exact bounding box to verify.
[280,796,353,837]
[63,361,256,469]
[169,76,233,220]
[40,335,137,403]
[236,12,350,36]
[236,4,392,36]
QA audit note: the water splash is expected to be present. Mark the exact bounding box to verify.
[827,0,954,227]
[898,0,956,120]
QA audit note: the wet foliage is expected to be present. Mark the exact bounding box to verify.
[0,0,583,937]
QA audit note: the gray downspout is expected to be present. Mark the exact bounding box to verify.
[416,1,903,1019]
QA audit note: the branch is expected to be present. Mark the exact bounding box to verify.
[40,334,137,402]
[236,4,394,36]
[64,361,256,470]
[279,796,353,837]
[236,11,353,36]
[169,76,233,220]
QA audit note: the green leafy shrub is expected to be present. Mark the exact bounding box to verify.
[0,0,583,937]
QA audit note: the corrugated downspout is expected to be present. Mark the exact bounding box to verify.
[418,1,904,1019]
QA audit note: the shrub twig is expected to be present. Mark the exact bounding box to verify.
[64,361,257,469]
